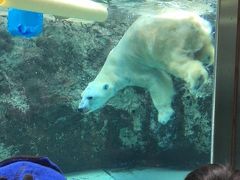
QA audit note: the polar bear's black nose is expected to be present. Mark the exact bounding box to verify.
[78,105,85,112]
[77,107,83,112]
[78,104,88,113]
[78,103,84,112]
[78,107,89,113]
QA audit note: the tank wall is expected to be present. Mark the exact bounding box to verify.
[0,0,217,173]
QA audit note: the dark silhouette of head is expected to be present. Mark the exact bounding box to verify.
[231,170,240,180]
[23,174,34,180]
[185,164,232,180]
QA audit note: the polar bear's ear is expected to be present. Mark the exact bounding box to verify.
[103,84,109,90]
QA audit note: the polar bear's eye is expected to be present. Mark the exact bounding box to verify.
[103,84,109,90]
[87,96,93,100]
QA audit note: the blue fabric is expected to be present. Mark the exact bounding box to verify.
[0,157,63,174]
[0,161,66,180]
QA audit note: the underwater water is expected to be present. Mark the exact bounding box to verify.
[0,0,217,178]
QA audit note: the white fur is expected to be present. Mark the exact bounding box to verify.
[79,10,214,124]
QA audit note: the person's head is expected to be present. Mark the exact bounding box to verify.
[231,170,240,180]
[23,174,34,180]
[0,156,66,180]
[185,164,232,180]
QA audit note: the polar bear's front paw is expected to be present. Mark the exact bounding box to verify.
[157,106,174,124]
[187,66,208,92]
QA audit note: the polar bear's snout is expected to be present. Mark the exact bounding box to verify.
[78,98,90,113]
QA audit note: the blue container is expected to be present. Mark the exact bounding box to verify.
[8,8,43,38]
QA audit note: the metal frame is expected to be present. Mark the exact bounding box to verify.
[235,1,240,169]
[212,0,240,168]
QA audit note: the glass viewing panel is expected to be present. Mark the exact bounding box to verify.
[0,0,217,178]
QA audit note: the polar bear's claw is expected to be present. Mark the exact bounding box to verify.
[194,74,205,90]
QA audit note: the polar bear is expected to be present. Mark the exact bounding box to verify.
[78,10,214,124]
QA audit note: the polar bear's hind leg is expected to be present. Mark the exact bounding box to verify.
[147,71,175,124]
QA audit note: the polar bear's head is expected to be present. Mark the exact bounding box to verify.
[78,81,116,113]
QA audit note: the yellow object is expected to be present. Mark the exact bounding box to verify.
[0,0,108,22]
